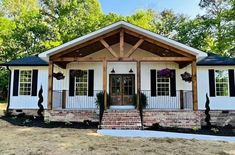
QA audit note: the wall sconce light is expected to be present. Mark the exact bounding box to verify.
[111,68,115,74]
[129,69,133,73]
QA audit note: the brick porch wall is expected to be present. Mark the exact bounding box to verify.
[44,110,99,122]
[143,110,202,129]
[200,110,235,127]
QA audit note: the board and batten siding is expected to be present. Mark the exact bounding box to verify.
[9,66,48,109]
[141,62,192,109]
[52,62,103,109]
[197,66,235,110]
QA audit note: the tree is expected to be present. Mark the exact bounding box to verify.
[40,0,103,43]
[198,0,235,56]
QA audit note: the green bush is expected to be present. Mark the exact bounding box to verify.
[133,93,148,109]
[95,92,111,108]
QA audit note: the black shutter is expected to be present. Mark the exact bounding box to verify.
[229,69,235,97]
[13,70,19,96]
[88,70,94,96]
[69,70,75,96]
[208,69,215,97]
[31,70,38,96]
[170,70,176,97]
[150,69,156,96]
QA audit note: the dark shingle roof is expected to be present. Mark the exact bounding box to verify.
[197,53,235,66]
[1,55,48,66]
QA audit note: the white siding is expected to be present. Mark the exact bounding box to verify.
[53,62,103,109]
[141,62,192,109]
[9,66,48,109]
[197,66,235,110]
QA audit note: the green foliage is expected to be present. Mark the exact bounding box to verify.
[0,0,234,100]
[133,93,148,109]
[95,92,111,107]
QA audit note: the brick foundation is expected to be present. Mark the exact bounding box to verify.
[200,110,235,127]
[44,110,99,122]
[8,109,38,116]
[8,108,235,129]
[143,110,202,129]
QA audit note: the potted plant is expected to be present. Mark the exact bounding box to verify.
[133,93,148,109]
[158,68,172,78]
[95,92,111,108]
[181,72,192,82]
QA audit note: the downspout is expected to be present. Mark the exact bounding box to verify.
[6,66,11,112]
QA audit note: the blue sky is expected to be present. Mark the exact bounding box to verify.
[99,0,204,18]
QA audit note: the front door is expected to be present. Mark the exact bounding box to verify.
[110,74,135,105]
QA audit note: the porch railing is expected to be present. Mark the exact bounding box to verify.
[52,90,102,109]
[141,90,193,110]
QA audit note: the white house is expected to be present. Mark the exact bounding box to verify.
[2,21,235,129]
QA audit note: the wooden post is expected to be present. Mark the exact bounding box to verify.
[120,29,124,57]
[48,61,54,110]
[137,61,141,109]
[191,61,198,111]
[103,60,107,109]
[180,90,184,109]
[62,90,66,109]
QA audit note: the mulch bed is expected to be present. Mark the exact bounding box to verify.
[0,114,98,129]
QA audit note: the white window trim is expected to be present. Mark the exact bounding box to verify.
[156,71,171,96]
[75,70,88,96]
[214,70,230,97]
[18,69,33,96]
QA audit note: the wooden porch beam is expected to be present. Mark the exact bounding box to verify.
[191,61,198,111]
[53,56,193,62]
[140,57,193,62]
[48,61,54,110]
[120,29,124,57]
[124,29,196,60]
[103,60,108,110]
[100,39,118,57]
[125,38,144,57]
[136,61,141,109]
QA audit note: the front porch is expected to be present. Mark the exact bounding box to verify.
[51,89,193,110]
[45,26,199,128]
[47,28,198,111]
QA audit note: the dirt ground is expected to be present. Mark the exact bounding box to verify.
[0,105,235,155]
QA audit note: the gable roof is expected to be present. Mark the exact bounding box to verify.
[197,53,235,66]
[1,55,48,66]
[39,21,207,58]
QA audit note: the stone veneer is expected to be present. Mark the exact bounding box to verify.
[44,110,99,122]
[143,110,202,129]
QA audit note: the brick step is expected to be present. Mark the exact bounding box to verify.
[102,117,141,120]
[101,110,142,130]
[102,122,141,125]
[101,125,142,130]
[104,113,139,116]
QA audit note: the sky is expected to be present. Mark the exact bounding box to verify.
[99,0,205,18]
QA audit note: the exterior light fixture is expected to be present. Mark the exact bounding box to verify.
[129,69,133,73]
[111,68,115,74]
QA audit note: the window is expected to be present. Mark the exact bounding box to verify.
[19,70,32,95]
[75,70,88,96]
[215,70,229,96]
[157,71,170,96]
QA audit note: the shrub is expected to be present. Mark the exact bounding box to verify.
[95,92,111,108]
[133,93,148,109]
